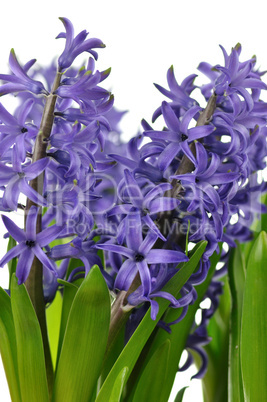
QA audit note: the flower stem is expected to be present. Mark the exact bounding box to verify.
[106,292,133,353]
[24,71,62,397]
[105,277,139,353]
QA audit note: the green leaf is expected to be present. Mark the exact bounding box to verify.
[52,265,111,402]
[96,241,207,402]
[55,283,78,367]
[228,244,246,402]
[174,386,188,402]
[240,231,267,401]
[198,275,231,402]
[7,236,17,289]
[0,287,21,402]
[55,258,84,366]
[10,275,49,402]
[132,340,171,402]
[46,290,63,369]
[109,367,129,402]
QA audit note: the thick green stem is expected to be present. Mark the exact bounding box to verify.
[24,71,62,398]
[106,292,132,356]
[104,275,140,357]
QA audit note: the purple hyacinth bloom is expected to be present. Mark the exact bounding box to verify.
[44,175,100,238]
[109,168,180,240]
[95,215,188,297]
[215,46,267,99]
[144,101,214,171]
[56,93,114,128]
[199,45,267,110]
[56,69,111,107]
[0,157,49,210]
[152,66,198,122]
[197,61,219,100]
[48,236,102,276]
[50,120,100,175]
[0,206,64,284]
[0,99,37,161]
[171,142,239,214]
[57,17,106,71]
[0,49,48,96]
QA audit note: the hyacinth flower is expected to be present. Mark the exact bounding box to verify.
[95,214,188,297]
[0,206,63,283]
[0,99,37,161]
[44,177,100,238]
[152,65,198,122]
[48,236,102,275]
[55,92,115,129]
[171,142,240,214]
[56,17,106,71]
[214,45,267,101]
[0,156,49,210]
[55,67,111,107]
[108,168,180,240]
[109,146,166,183]
[144,101,214,171]
[50,120,100,175]
[0,49,48,96]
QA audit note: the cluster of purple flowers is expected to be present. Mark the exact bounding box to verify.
[0,19,266,377]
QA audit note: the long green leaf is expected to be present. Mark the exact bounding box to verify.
[240,231,267,401]
[55,258,83,367]
[132,340,170,402]
[96,241,207,402]
[242,193,267,263]
[0,287,21,402]
[109,367,129,402]
[228,243,246,402]
[46,290,63,369]
[198,275,231,402]
[52,265,111,402]
[10,275,49,402]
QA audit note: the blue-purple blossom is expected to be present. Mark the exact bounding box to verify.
[57,17,105,71]
[0,49,48,96]
[171,142,240,214]
[0,206,63,284]
[50,121,100,175]
[152,65,198,122]
[144,101,214,171]
[48,236,103,278]
[95,212,188,297]
[56,68,111,107]
[0,157,49,210]
[0,99,37,162]
[108,168,180,240]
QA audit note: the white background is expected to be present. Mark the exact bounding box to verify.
[1,0,267,400]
